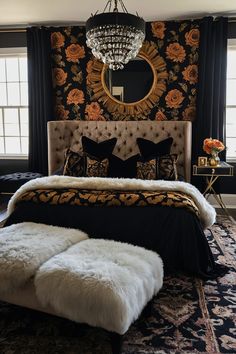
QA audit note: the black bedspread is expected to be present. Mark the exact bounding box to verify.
[5,202,227,279]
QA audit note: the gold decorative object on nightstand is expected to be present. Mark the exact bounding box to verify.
[193,161,234,222]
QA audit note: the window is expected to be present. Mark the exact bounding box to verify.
[0,47,28,158]
[226,39,236,162]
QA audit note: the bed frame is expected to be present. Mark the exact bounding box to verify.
[48,121,192,182]
[0,120,192,354]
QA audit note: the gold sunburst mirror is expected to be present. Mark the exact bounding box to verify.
[87,41,168,119]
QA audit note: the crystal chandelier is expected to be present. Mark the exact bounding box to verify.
[86,0,146,70]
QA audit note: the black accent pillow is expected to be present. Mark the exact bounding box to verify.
[86,156,109,178]
[156,154,178,181]
[63,149,84,177]
[82,136,117,160]
[137,137,173,160]
[109,154,140,178]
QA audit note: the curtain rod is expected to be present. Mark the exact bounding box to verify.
[0,28,26,33]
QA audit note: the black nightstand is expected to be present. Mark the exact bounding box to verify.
[193,162,234,221]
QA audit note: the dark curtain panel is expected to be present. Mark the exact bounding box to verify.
[192,17,228,161]
[27,27,53,175]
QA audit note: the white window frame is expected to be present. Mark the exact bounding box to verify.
[226,38,236,163]
[0,47,28,160]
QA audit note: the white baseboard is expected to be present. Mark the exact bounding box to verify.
[207,194,236,209]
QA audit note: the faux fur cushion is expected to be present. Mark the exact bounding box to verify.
[35,239,163,335]
[63,149,84,177]
[82,136,117,159]
[86,156,109,178]
[137,137,173,160]
[0,222,88,294]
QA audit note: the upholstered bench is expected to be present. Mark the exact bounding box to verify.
[0,172,43,194]
[35,238,163,352]
[0,223,163,354]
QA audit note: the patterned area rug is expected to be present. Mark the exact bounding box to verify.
[0,215,235,354]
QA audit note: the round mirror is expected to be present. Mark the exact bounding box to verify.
[88,41,168,119]
[102,55,155,105]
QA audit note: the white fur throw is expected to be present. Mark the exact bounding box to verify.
[0,222,88,294]
[35,239,163,335]
[8,176,216,229]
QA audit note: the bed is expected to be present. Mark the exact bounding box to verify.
[4,120,225,279]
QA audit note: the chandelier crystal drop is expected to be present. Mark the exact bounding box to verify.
[86,0,146,70]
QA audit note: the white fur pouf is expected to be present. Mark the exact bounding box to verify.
[35,239,163,335]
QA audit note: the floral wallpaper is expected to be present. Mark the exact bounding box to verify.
[50,20,200,121]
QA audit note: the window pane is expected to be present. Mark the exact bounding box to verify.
[20,82,28,105]
[21,137,28,154]
[0,83,7,105]
[4,108,18,123]
[0,110,3,136]
[5,124,19,136]
[20,108,28,123]
[6,57,19,82]
[19,57,27,81]
[0,58,6,82]
[226,137,236,159]
[226,107,236,138]
[0,53,28,156]
[0,137,4,153]
[227,50,236,78]
[226,79,236,105]
[5,136,20,154]
[20,123,28,136]
[7,82,20,105]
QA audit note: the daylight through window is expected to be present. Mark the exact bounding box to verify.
[226,40,236,161]
[0,49,28,156]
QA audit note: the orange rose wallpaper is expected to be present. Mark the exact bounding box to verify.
[51,20,199,121]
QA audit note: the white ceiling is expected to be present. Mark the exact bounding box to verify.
[0,0,236,27]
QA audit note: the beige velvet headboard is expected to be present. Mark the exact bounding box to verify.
[48,121,192,182]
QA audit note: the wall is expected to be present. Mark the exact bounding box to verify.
[51,20,200,121]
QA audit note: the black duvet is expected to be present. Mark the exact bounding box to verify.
[5,202,227,279]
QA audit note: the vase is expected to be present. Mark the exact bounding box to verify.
[208,152,220,166]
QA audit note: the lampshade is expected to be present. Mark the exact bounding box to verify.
[86,0,146,70]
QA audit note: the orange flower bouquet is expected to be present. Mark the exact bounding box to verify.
[203,138,225,166]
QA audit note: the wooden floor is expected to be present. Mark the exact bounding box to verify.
[0,195,235,224]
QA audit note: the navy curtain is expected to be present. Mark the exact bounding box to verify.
[192,17,228,161]
[27,27,53,175]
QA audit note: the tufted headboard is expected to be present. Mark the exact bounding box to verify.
[48,121,192,182]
